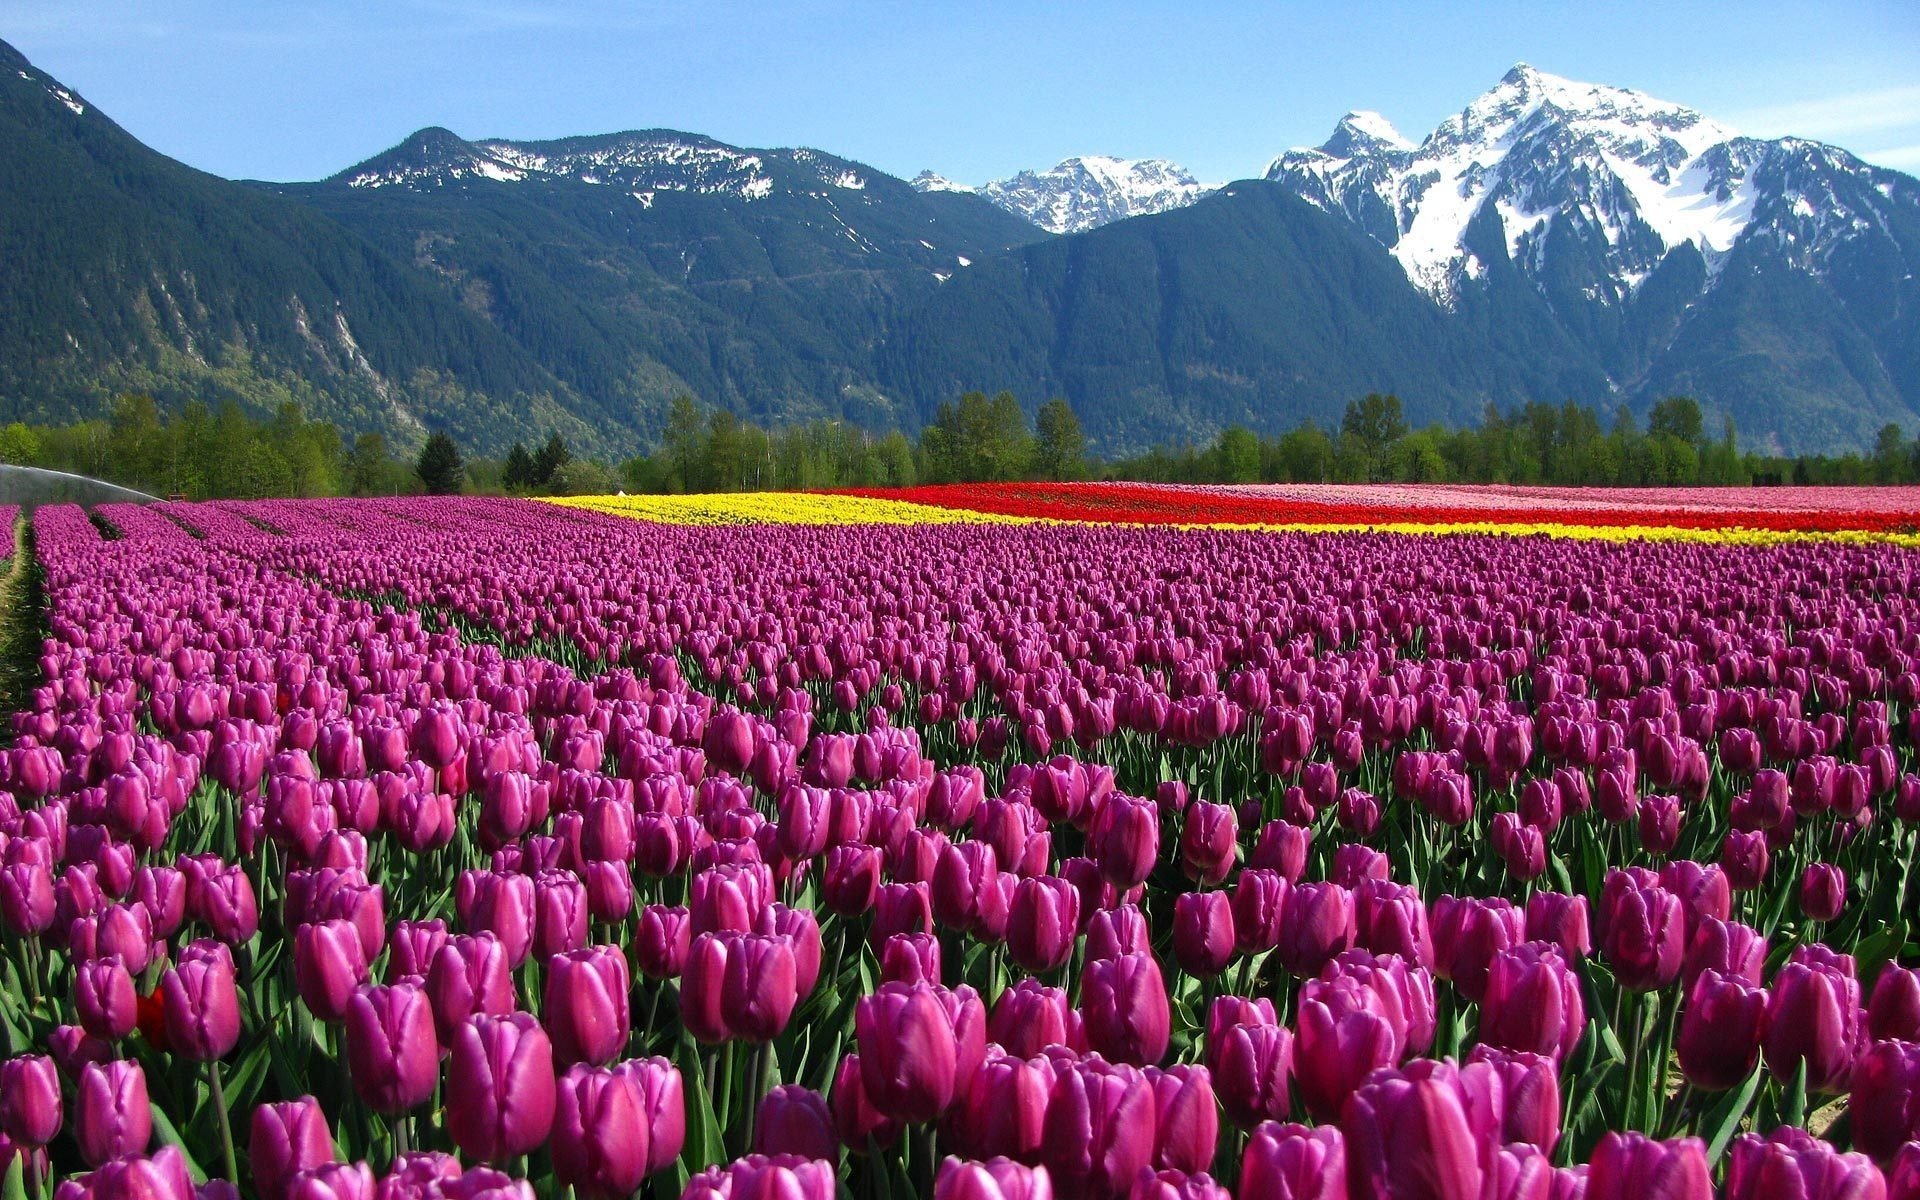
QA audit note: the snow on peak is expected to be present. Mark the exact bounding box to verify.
[910,170,975,194]
[980,155,1219,234]
[1266,65,1758,303]
[1322,111,1412,157]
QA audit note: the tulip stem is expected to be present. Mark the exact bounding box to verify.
[208,1059,238,1184]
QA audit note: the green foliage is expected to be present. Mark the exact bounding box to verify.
[502,442,535,490]
[1033,398,1089,482]
[532,432,571,486]
[415,432,464,495]
[918,392,1035,483]
[1341,393,1408,481]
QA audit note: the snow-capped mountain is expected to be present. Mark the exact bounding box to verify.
[1265,64,1919,310]
[336,127,882,203]
[914,156,1219,234]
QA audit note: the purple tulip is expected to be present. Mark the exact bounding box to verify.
[1212,1020,1293,1129]
[1724,1126,1887,1200]
[0,1055,61,1147]
[1171,891,1235,978]
[1239,1122,1344,1200]
[934,1158,1054,1200]
[551,1065,650,1199]
[1293,973,1403,1123]
[1582,1133,1710,1200]
[1869,965,1920,1042]
[1764,947,1862,1094]
[75,957,138,1041]
[446,1013,557,1163]
[161,939,243,1062]
[1677,969,1768,1091]
[1800,864,1848,923]
[1040,1060,1157,1200]
[1143,1064,1217,1175]
[1082,952,1171,1067]
[1178,802,1237,885]
[1002,878,1078,979]
[856,982,983,1123]
[754,1085,837,1161]
[424,933,516,1045]
[611,1056,686,1174]
[1275,882,1355,979]
[1597,871,1685,993]
[1850,1038,1920,1163]
[75,1060,152,1166]
[989,980,1083,1058]
[1432,894,1525,1002]
[544,945,632,1067]
[1466,1045,1560,1154]
[1345,1059,1497,1200]
[251,1098,336,1200]
[345,983,439,1113]
[1480,942,1585,1063]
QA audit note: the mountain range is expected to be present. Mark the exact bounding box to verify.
[2,37,1915,456]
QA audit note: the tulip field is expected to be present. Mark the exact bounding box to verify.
[6,485,1920,1200]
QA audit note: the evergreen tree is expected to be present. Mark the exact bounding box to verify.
[1341,393,1407,481]
[532,432,571,485]
[347,433,393,497]
[503,441,534,489]
[1647,396,1705,447]
[416,432,464,495]
[1033,398,1088,481]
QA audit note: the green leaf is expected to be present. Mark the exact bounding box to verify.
[149,1101,211,1185]
[1703,1065,1764,1166]
[2,1150,26,1200]
[676,1041,726,1174]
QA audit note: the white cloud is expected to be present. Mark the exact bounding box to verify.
[1861,143,1920,172]
[1730,85,1920,141]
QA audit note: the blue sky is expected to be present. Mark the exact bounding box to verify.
[4,0,1917,184]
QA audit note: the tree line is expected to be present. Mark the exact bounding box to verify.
[5,391,1920,501]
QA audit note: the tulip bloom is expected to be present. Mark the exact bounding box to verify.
[856,982,984,1123]
[1145,1064,1218,1175]
[834,1052,903,1151]
[684,1156,836,1200]
[1344,1060,1495,1200]
[424,934,516,1045]
[989,980,1083,1058]
[1466,1046,1560,1154]
[1763,949,1862,1094]
[0,1055,61,1147]
[1239,1123,1344,1200]
[1676,970,1767,1091]
[1178,802,1238,885]
[1275,882,1355,979]
[612,1056,687,1174]
[1724,1126,1885,1200]
[1040,1061,1157,1200]
[1582,1133,1710,1200]
[345,983,439,1113]
[754,1085,838,1161]
[1293,974,1404,1123]
[544,945,632,1066]
[1171,891,1235,978]
[1007,877,1080,974]
[75,957,139,1041]
[635,904,692,979]
[934,1158,1054,1200]
[551,1065,650,1199]
[1479,942,1585,1063]
[1231,871,1289,955]
[1089,794,1159,889]
[75,1059,152,1166]
[1869,965,1920,1042]
[296,918,372,1023]
[1083,953,1171,1067]
[1432,894,1525,1003]
[251,1098,336,1200]
[956,1053,1056,1161]
[1800,864,1847,923]
[1355,880,1433,968]
[446,1013,557,1163]
[1850,1038,1920,1163]
[1212,1022,1293,1129]
[1597,872,1685,993]
[161,939,243,1062]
